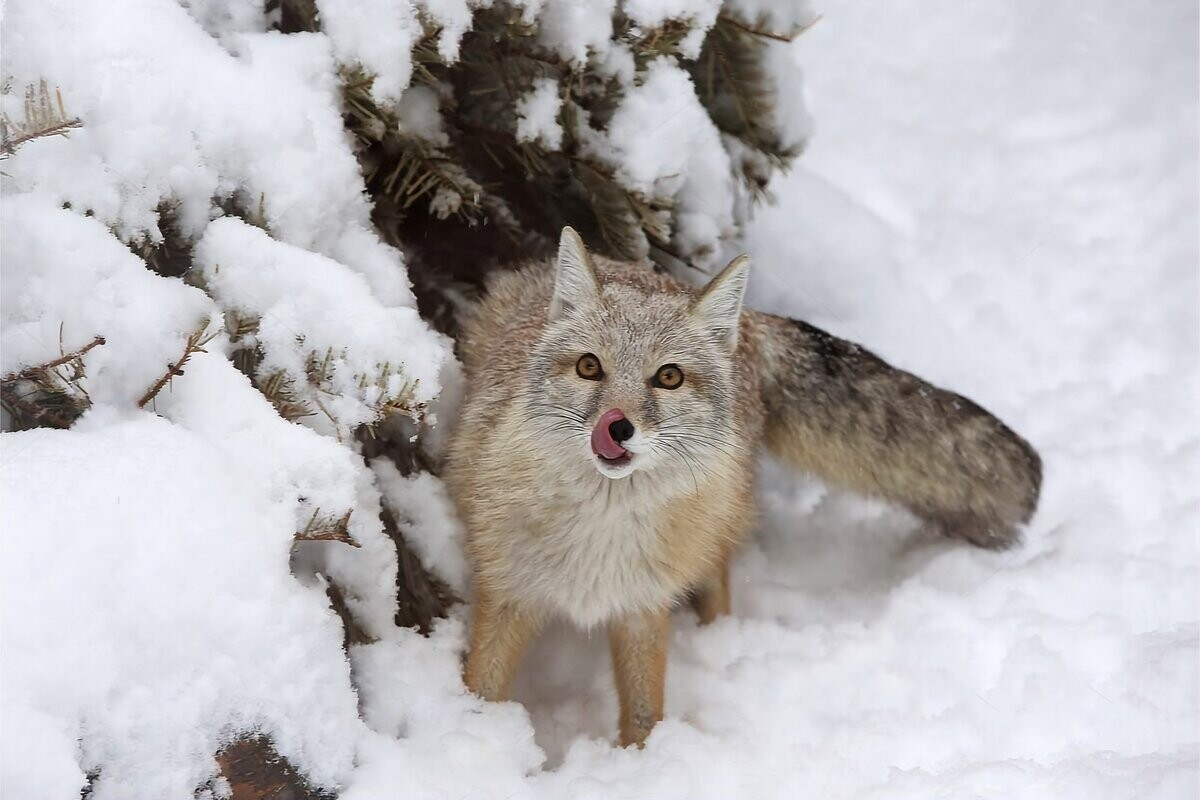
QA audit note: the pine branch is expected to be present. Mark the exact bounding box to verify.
[574,159,649,261]
[409,24,448,88]
[381,505,458,633]
[138,321,220,409]
[715,12,822,43]
[324,579,375,648]
[216,736,329,800]
[687,12,808,200]
[256,368,316,421]
[1,333,106,431]
[452,116,671,262]
[619,16,694,66]
[342,68,486,222]
[1,81,82,158]
[6,335,106,377]
[310,394,342,440]
[0,384,78,429]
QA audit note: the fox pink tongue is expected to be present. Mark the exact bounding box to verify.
[591,408,628,460]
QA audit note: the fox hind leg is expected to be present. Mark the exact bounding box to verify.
[689,559,732,625]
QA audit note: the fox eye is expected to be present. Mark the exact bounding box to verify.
[576,353,603,380]
[652,364,684,390]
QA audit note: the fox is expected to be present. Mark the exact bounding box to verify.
[445,226,1041,747]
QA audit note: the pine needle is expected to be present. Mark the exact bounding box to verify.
[1,81,82,158]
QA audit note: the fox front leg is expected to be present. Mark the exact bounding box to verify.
[609,608,670,747]
[464,589,542,702]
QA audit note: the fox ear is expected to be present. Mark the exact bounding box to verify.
[549,226,602,320]
[692,254,751,351]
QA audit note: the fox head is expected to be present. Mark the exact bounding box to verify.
[521,227,751,482]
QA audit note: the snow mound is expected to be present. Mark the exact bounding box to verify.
[515,77,565,151]
[0,198,214,406]
[195,218,447,439]
[0,417,363,799]
[596,57,737,266]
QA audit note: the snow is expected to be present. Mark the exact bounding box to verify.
[373,459,470,596]
[419,0,476,63]
[622,0,721,58]
[1,0,449,795]
[726,0,818,35]
[597,57,737,266]
[2,3,348,251]
[0,198,214,403]
[0,416,363,799]
[396,85,450,146]
[316,0,420,103]
[515,77,565,151]
[536,0,617,63]
[179,0,268,39]
[194,217,447,439]
[2,0,1197,798]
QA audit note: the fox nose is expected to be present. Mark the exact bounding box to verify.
[608,417,635,443]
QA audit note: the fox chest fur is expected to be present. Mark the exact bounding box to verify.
[504,487,667,627]
[467,442,755,627]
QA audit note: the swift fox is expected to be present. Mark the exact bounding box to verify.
[446,227,1041,747]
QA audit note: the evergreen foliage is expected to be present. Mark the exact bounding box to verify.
[1,333,104,430]
[275,0,810,330]
[0,80,81,159]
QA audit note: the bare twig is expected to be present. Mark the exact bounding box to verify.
[138,321,220,409]
[3,335,106,380]
[294,508,359,547]
[25,335,105,375]
[716,12,823,43]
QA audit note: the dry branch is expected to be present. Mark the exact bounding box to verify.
[3,335,105,379]
[715,12,823,43]
[138,321,219,409]
[1,334,106,430]
[1,81,82,158]
[294,508,359,547]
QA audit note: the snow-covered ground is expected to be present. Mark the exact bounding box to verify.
[2,1,1197,798]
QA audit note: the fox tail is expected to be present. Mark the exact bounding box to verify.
[753,312,1041,549]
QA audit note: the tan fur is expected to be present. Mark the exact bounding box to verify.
[689,557,732,625]
[463,588,543,702]
[752,315,1042,548]
[445,228,1041,746]
[609,609,670,747]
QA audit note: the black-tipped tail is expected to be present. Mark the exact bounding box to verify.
[753,312,1041,549]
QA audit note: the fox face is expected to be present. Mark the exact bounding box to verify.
[519,229,751,481]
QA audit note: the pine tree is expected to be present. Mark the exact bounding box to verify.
[275,0,813,332]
